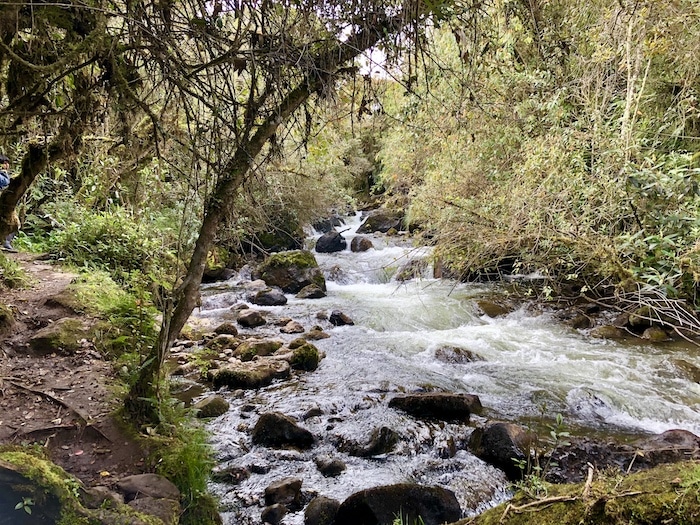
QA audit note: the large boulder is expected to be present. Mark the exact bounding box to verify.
[256,250,326,294]
[334,483,461,525]
[315,231,347,253]
[388,393,482,421]
[468,422,535,481]
[356,210,404,234]
[252,412,315,449]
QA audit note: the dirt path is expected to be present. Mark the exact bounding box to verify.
[0,252,148,487]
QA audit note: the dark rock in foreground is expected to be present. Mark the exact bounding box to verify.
[334,483,461,525]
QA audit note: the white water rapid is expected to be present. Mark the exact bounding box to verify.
[196,213,700,524]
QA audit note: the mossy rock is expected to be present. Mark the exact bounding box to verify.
[0,447,166,525]
[256,250,326,294]
[28,317,94,355]
[457,461,700,525]
[290,343,320,371]
[233,339,283,361]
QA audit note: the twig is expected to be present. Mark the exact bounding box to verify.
[583,463,594,498]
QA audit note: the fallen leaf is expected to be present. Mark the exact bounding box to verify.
[74,450,83,456]
[100,471,110,477]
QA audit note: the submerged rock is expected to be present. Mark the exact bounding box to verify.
[334,483,461,525]
[434,345,485,364]
[350,236,373,252]
[252,412,314,449]
[389,392,482,421]
[340,426,399,457]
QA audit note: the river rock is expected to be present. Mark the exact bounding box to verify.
[233,339,284,361]
[334,483,461,525]
[205,334,240,351]
[237,309,266,328]
[211,465,251,484]
[296,284,326,299]
[261,504,287,524]
[641,326,670,342]
[340,426,399,457]
[434,345,484,364]
[211,359,290,389]
[389,392,482,421]
[476,300,511,318]
[313,216,344,233]
[213,322,239,336]
[305,327,331,340]
[264,477,303,507]
[329,310,354,326]
[316,231,347,253]
[290,342,321,371]
[305,496,341,525]
[280,320,305,334]
[252,412,315,449]
[193,395,230,418]
[356,209,403,234]
[350,236,373,252]
[468,422,535,481]
[589,325,628,340]
[314,455,347,477]
[256,250,327,293]
[128,496,181,525]
[251,288,288,306]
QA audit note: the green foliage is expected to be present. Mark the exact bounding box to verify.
[148,397,218,525]
[0,253,31,289]
[65,271,158,359]
[44,206,172,280]
[369,0,700,311]
[513,411,571,498]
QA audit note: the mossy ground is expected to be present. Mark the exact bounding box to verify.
[460,461,700,525]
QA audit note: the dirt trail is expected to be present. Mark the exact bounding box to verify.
[0,252,147,487]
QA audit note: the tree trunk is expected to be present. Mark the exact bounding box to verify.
[124,6,434,424]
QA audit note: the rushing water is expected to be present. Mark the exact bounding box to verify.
[196,213,700,524]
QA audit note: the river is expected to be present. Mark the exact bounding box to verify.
[195,213,700,524]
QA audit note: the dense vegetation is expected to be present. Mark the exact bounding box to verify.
[1,1,699,522]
